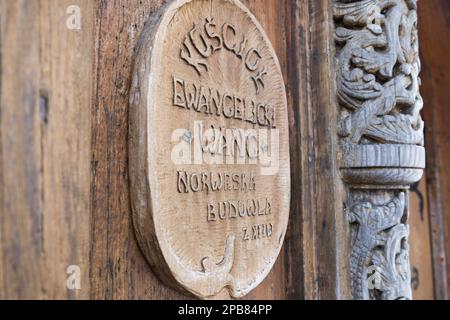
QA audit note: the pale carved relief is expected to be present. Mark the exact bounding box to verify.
[333,0,424,300]
[129,0,290,299]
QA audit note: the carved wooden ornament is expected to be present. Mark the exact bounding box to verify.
[129,0,290,299]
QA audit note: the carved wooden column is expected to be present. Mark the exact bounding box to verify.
[333,0,425,300]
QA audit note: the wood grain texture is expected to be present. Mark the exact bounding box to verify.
[419,0,450,300]
[0,0,43,299]
[38,0,94,300]
[309,0,351,300]
[0,0,94,299]
[90,0,188,300]
[409,177,434,299]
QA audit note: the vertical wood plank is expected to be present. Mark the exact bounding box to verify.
[0,0,4,300]
[39,0,94,299]
[419,0,450,300]
[307,0,351,299]
[280,0,313,300]
[0,0,94,299]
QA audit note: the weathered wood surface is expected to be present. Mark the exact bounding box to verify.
[90,0,175,300]
[0,0,94,299]
[334,0,425,300]
[419,0,450,300]
[128,0,291,299]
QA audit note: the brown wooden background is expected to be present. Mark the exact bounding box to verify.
[417,0,450,300]
[0,0,448,300]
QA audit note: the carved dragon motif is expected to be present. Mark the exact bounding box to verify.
[348,192,410,300]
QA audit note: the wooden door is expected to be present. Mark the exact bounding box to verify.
[0,0,319,300]
[0,0,447,300]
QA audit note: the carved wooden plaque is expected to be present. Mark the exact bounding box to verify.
[129,0,290,299]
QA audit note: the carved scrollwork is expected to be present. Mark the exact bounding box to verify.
[333,0,424,300]
[348,192,411,300]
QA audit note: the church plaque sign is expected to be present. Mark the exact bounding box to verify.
[129,0,290,299]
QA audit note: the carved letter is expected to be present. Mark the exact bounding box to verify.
[181,27,209,75]
[222,23,238,52]
[245,48,262,72]
[204,17,223,52]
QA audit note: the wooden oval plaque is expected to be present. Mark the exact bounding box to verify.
[129,0,290,299]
